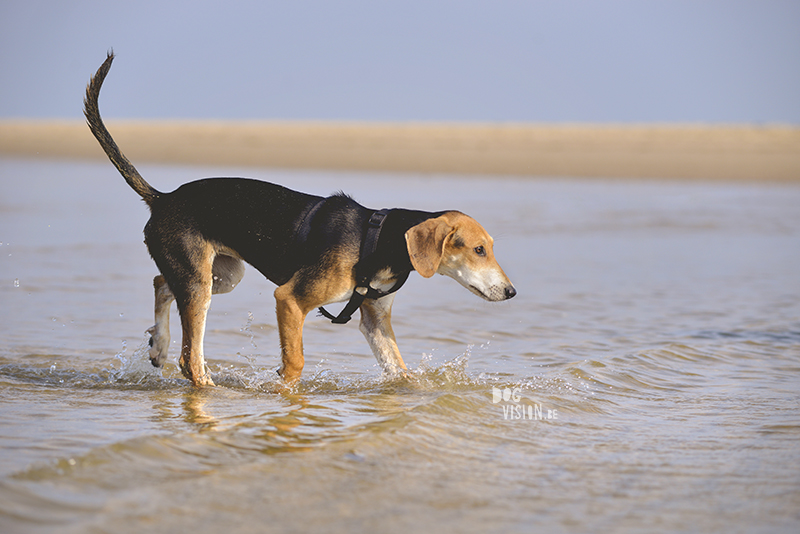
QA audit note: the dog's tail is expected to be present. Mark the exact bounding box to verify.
[83,51,161,205]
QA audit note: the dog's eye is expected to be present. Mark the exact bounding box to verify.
[474,246,486,257]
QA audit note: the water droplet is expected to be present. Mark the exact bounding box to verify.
[13,279,19,288]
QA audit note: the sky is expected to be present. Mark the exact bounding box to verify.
[1,0,798,123]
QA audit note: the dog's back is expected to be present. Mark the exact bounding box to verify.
[145,178,360,286]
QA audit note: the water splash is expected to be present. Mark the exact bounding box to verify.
[240,311,258,350]
[107,337,164,385]
[409,346,476,390]
[233,312,260,374]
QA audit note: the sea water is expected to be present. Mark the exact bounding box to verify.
[1,158,799,533]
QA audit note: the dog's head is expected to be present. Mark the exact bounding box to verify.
[405,211,516,302]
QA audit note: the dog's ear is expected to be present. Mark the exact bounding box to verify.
[405,216,455,278]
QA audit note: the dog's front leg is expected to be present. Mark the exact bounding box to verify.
[359,294,407,376]
[274,284,307,383]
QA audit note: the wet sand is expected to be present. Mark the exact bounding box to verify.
[1,120,798,181]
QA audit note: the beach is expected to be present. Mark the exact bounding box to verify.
[1,120,798,181]
[2,121,800,533]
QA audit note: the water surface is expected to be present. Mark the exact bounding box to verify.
[1,158,799,533]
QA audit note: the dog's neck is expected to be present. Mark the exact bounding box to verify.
[368,208,448,277]
[319,208,444,324]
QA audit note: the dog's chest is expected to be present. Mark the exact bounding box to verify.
[368,267,400,293]
[324,267,401,306]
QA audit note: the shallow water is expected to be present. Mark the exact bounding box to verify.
[1,157,799,533]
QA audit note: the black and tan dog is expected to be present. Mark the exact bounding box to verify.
[84,52,516,387]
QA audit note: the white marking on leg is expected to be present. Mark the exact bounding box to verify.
[359,294,407,375]
[148,276,174,367]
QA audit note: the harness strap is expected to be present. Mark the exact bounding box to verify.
[318,209,408,324]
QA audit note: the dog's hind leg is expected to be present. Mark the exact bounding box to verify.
[146,228,217,386]
[148,255,244,369]
[147,275,174,368]
[176,279,214,387]
[359,294,408,376]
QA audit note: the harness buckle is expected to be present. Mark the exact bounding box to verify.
[368,210,387,228]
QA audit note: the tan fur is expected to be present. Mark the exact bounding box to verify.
[406,212,513,301]
[274,246,360,382]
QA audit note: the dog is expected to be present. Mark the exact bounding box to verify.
[83,52,516,387]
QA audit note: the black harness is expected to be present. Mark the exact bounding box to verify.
[317,209,410,324]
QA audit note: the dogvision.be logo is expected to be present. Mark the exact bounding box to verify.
[492,387,558,421]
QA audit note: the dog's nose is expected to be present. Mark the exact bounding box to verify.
[504,285,517,299]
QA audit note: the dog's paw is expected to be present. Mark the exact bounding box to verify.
[146,325,170,368]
